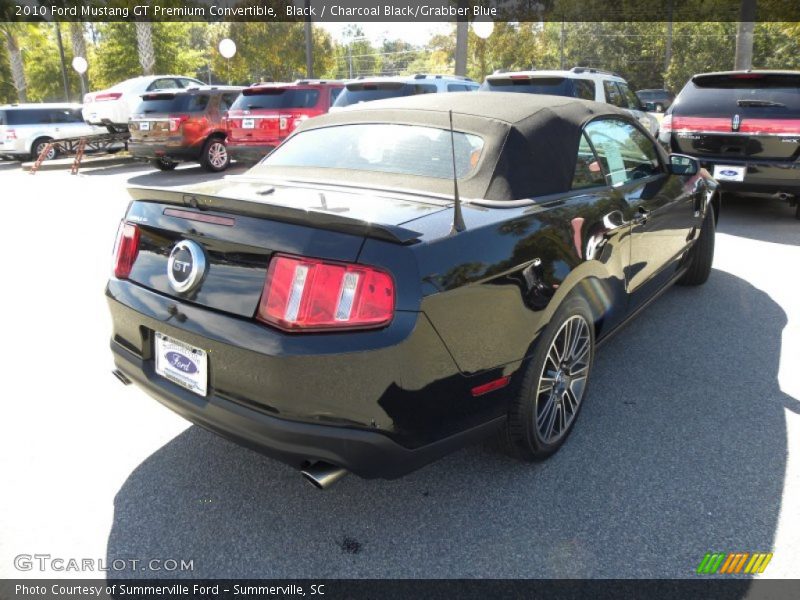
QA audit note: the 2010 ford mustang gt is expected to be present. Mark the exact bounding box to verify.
[107,93,719,488]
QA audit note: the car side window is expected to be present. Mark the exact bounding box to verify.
[148,78,180,91]
[572,132,606,190]
[329,87,343,106]
[220,93,238,112]
[584,119,662,186]
[414,84,437,94]
[447,84,468,92]
[603,81,626,108]
[179,78,200,88]
[573,79,595,101]
[618,82,642,110]
[191,94,210,111]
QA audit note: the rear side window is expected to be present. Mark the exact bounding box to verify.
[148,78,180,91]
[618,82,641,110]
[220,93,239,111]
[574,79,596,101]
[448,84,469,92]
[585,119,661,186]
[49,108,83,123]
[572,133,606,189]
[675,73,800,116]
[136,94,210,113]
[603,81,626,108]
[263,123,484,180]
[329,87,343,106]
[232,88,320,110]
[5,109,51,125]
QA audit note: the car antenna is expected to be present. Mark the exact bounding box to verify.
[448,110,466,235]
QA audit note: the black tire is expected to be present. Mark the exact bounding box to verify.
[678,203,715,286]
[152,158,178,171]
[31,137,57,161]
[504,295,595,461]
[200,136,229,172]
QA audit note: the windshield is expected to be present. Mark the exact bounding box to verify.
[231,88,320,110]
[259,123,484,180]
[676,74,800,115]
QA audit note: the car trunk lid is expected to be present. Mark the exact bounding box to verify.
[122,178,445,318]
[227,87,323,143]
[129,92,209,142]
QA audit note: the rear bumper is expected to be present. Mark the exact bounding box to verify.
[129,141,202,161]
[227,143,276,164]
[106,279,511,478]
[694,156,800,196]
[111,339,502,479]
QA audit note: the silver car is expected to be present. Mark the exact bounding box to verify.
[0,103,106,161]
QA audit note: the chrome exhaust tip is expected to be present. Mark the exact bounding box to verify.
[112,369,132,385]
[301,462,348,489]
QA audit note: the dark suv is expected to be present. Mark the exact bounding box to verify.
[661,70,800,218]
[129,86,242,172]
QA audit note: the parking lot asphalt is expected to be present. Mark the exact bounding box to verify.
[0,159,798,579]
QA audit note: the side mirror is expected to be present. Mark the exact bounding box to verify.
[669,154,699,176]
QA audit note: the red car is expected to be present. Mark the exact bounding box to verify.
[225,80,343,164]
[128,86,242,172]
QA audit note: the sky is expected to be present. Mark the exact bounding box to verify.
[318,22,452,46]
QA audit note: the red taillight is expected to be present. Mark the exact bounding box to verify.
[660,113,672,133]
[95,92,122,102]
[113,222,140,279]
[257,254,395,331]
[169,114,189,132]
[509,74,531,80]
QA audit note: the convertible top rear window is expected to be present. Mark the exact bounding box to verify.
[262,124,484,180]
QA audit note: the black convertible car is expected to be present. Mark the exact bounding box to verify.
[107,93,719,488]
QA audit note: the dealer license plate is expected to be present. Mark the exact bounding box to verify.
[242,118,255,129]
[713,165,745,182]
[138,121,150,131]
[154,332,208,396]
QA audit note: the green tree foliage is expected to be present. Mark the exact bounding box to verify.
[210,22,334,84]
[91,23,203,90]
[0,28,16,102]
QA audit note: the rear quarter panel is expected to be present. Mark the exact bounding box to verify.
[404,190,632,375]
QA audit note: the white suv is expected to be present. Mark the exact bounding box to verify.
[331,74,479,109]
[0,103,107,161]
[482,67,659,135]
[82,75,205,132]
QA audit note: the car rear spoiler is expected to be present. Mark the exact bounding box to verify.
[126,185,422,245]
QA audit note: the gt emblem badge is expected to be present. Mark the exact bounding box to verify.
[167,240,207,293]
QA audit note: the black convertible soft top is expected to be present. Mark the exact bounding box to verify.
[249,92,629,201]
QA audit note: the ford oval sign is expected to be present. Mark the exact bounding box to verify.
[719,170,739,177]
[165,351,199,374]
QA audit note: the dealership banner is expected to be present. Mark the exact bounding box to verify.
[3,0,800,23]
[4,579,800,600]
